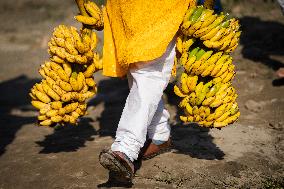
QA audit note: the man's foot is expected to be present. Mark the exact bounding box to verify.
[99,149,134,183]
[139,138,172,160]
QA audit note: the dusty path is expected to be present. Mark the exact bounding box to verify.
[0,0,283,188]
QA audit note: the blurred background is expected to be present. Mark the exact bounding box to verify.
[0,0,283,188]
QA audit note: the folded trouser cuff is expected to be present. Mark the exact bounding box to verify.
[111,134,142,162]
[149,127,170,141]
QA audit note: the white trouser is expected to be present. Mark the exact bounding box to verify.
[111,39,176,161]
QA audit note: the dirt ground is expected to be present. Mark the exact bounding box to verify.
[0,0,283,188]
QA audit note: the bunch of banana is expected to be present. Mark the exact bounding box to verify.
[174,74,240,128]
[182,47,236,84]
[181,5,241,52]
[174,4,241,128]
[29,1,103,127]
[30,51,101,127]
[75,1,104,31]
[48,25,97,65]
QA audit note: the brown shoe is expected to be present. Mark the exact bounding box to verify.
[99,149,134,182]
[139,138,172,160]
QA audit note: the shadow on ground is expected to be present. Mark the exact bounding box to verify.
[0,75,224,162]
[240,16,284,85]
[35,117,97,153]
[0,75,39,156]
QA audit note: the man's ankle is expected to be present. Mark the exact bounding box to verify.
[152,139,167,145]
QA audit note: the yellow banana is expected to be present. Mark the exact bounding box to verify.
[224,111,240,124]
[194,82,204,98]
[194,115,201,122]
[190,60,202,75]
[214,103,227,119]
[65,40,78,55]
[183,7,196,22]
[230,103,239,115]
[39,105,51,115]
[203,40,222,49]
[180,52,188,66]
[75,15,99,25]
[35,83,45,93]
[194,14,224,38]
[181,21,192,35]
[39,119,53,126]
[187,75,198,92]
[179,97,189,108]
[64,102,79,114]
[202,96,215,106]
[215,57,232,77]
[46,110,59,117]
[201,63,215,77]
[77,72,85,91]
[80,83,89,94]
[194,14,217,37]
[84,1,102,20]
[180,116,188,122]
[63,115,71,123]
[210,55,230,76]
[70,26,85,54]
[216,111,231,122]
[200,26,220,41]
[204,106,211,117]
[85,78,96,87]
[229,31,241,49]
[184,56,196,72]
[29,93,37,100]
[38,115,47,121]
[174,85,187,97]
[62,62,72,78]
[71,111,80,119]
[176,36,183,53]
[185,103,193,115]
[213,121,227,128]
[58,108,66,116]
[223,95,233,104]
[42,83,61,101]
[181,80,190,94]
[70,77,79,91]
[225,43,238,53]
[187,10,213,35]
[188,92,197,106]
[31,101,48,110]
[209,97,223,108]
[38,68,47,78]
[182,38,195,52]
[50,55,65,64]
[210,27,227,42]
[69,115,77,124]
[206,113,215,122]
[59,80,73,92]
[51,115,63,123]
[53,37,65,48]
[90,31,97,50]
[50,101,62,110]
[34,90,51,103]
[223,72,235,83]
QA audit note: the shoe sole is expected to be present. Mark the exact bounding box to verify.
[99,150,133,182]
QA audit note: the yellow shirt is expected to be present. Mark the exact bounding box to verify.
[102,0,195,77]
